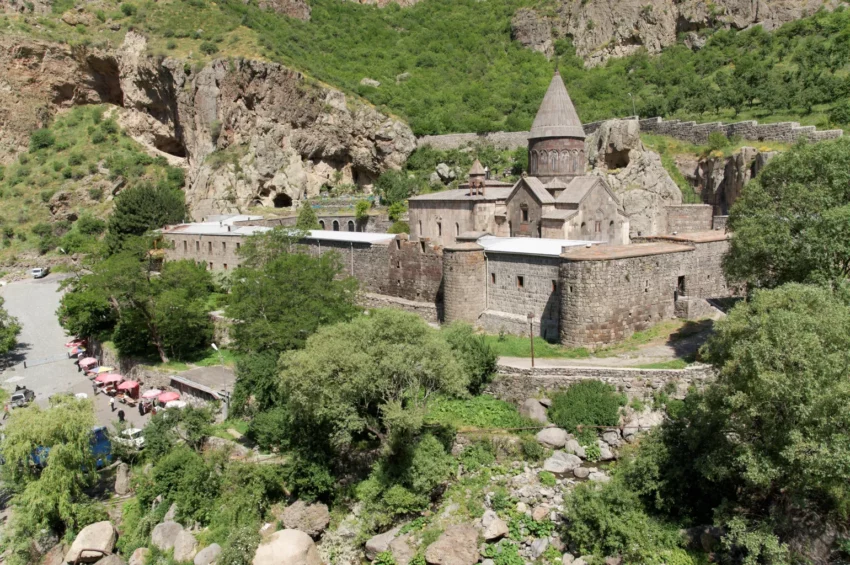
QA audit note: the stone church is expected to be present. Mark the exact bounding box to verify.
[409,71,630,246]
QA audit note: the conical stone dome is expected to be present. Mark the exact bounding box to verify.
[529,71,585,140]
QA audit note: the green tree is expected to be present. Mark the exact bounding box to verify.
[0,296,21,356]
[231,352,281,416]
[105,183,187,253]
[442,322,497,394]
[355,200,371,222]
[280,309,468,450]
[228,235,359,353]
[725,137,850,288]
[295,201,320,230]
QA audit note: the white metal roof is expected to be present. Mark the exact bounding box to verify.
[305,230,395,244]
[477,235,599,257]
[163,223,396,245]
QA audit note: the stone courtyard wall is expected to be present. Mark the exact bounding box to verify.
[665,204,713,234]
[486,363,715,401]
[416,117,842,151]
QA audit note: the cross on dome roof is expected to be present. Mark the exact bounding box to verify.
[529,71,585,140]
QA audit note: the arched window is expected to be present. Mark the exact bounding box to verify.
[348,221,355,231]
[332,220,340,231]
[520,203,529,223]
[319,220,325,230]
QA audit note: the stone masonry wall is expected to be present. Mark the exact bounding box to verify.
[481,253,561,341]
[164,233,244,271]
[233,214,392,233]
[416,116,842,151]
[665,204,713,233]
[486,363,715,401]
[386,235,444,303]
[443,245,487,324]
[296,239,390,295]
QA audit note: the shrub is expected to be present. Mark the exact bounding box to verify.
[706,131,730,152]
[548,381,626,434]
[166,40,177,50]
[101,119,119,135]
[218,525,261,565]
[40,190,55,203]
[88,187,103,201]
[355,199,371,221]
[388,221,410,234]
[120,3,136,16]
[387,201,407,222]
[29,129,55,151]
[31,223,53,238]
[200,41,219,55]
[76,215,106,236]
[68,152,84,166]
[443,322,497,394]
[426,395,532,430]
[91,131,106,144]
[459,439,496,471]
[521,436,546,461]
[538,471,556,487]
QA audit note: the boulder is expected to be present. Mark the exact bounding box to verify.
[519,399,548,424]
[424,525,479,565]
[114,462,131,496]
[562,554,575,565]
[173,530,199,563]
[360,78,381,88]
[480,510,508,541]
[601,431,621,447]
[511,8,554,59]
[597,440,616,461]
[365,526,401,561]
[64,521,116,564]
[151,521,184,552]
[280,500,331,538]
[530,538,549,559]
[163,503,178,523]
[543,451,582,474]
[194,544,222,565]
[535,428,568,449]
[563,439,586,459]
[96,556,126,565]
[129,548,150,565]
[253,529,321,565]
[389,535,416,565]
[588,472,611,483]
[435,163,456,182]
[41,543,67,565]
[395,72,411,83]
[573,467,590,479]
[531,506,549,522]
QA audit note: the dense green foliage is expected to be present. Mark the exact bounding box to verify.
[127,0,850,134]
[0,296,21,356]
[442,322,498,394]
[295,200,321,230]
[106,179,187,253]
[425,395,535,430]
[548,381,626,438]
[227,229,360,353]
[58,241,216,362]
[725,137,850,288]
[0,397,105,565]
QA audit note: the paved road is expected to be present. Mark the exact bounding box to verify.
[0,275,148,430]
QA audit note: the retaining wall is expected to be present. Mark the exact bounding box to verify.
[486,363,715,401]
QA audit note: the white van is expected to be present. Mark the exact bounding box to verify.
[31,267,49,279]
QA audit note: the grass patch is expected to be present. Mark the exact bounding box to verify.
[209,419,250,440]
[484,335,591,359]
[632,359,690,370]
[425,395,537,430]
[144,347,241,371]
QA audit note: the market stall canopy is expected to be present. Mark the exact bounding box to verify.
[157,391,180,403]
[68,347,84,355]
[65,339,86,348]
[79,357,97,368]
[141,389,162,399]
[94,373,123,384]
[94,366,115,374]
[165,400,187,409]
[117,380,140,391]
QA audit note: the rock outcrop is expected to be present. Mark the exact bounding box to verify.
[151,521,184,551]
[0,33,416,219]
[258,0,311,20]
[64,521,116,564]
[512,0,843,66]
[424,525,479,565]
[586,119,682,237]
[679,147,777,214]
[253,529,322,565]
[278,500,331,538]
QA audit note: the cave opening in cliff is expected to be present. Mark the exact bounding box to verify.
[605,148,630,169]
[273,193,293,208]
[153,135,187,158]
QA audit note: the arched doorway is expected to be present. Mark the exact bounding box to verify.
[319,220,325,229]
[348,221,355,232]
[332,220,340,231]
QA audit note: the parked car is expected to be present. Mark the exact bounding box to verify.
[10,387,35,408]
[31,267,49,279]
[114,428,145,450]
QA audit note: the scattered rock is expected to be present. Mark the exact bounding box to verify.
[389,534,416,565]
[96,556,127,565]
[173,530,199,563]
[259,522,277,538]
[601,431,621,447]
[563,439,586,459]
[543,451,582,474]
[482,560,495,565]
[257,0,311,20]
[360,78,381,88]
[280,500,331,538]
[573,559,588,565]
[538,398,552,407]
[531,506,549,522]
[395,72,410,83]
[597,440,615,461]
[435,163,457,183]
[480,510,509,541]
[588,472,611,483]
[530,538,549,559]
[516,502,529,514]
[511,8,554,59]
[61,10,96,26]
[163,503,178,523]
[536,427,569,449]
[519,398,548,424]
[114,462,131,495]
[34,528,59,555]
[365,526,401,561]
[562,554,575,565]
[253,529,321,565]
[194,544,222,565]
[424,524,479,565]
[40,543,67,565]
[605,557,622,565]
[205,436,252,457]
[151,521,184,552]
[64,521,116,564]
[129,548,150,565]
[573,467,590,479]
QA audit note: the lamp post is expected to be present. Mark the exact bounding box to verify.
[628,93,637,118]
[527,312,535,369]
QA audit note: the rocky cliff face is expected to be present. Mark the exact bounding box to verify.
[677,147,777,214]
[512,0,844,65]
[586,119,682,237]
[0,33,415,218]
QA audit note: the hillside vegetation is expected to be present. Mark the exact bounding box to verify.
[3,0,850,136]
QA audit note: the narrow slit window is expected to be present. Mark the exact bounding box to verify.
[517,276,524,288]
[491,273,496,284]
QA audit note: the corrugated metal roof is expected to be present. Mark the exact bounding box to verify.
[409,186,513,202]
[305,230,395,244]
[477,235,598,257]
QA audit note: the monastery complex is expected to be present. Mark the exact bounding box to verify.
[162,72,736,348]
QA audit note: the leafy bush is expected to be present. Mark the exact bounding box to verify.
[459,439,495,471]
[706,131,730,152]
[426,395,533,430]
[355,199,371,221]
[376,170,420,205]
[538,471,556,487]
[388,221,409,234]
[29,129,55,152]
[548,381,626,434]
[521,436,545,461]
[200,41,219,55]
[120,3,136,16]
[75,215,107,236]
[218,525,261,565]
[442,322,497,394]
[387,201,407,222]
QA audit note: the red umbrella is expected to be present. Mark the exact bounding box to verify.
[94,373,123,384]
[79,357,97,368]
[65,339,86,348]
[141,389,162,399]
[117,380,139,391]
[157,391,180,403]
